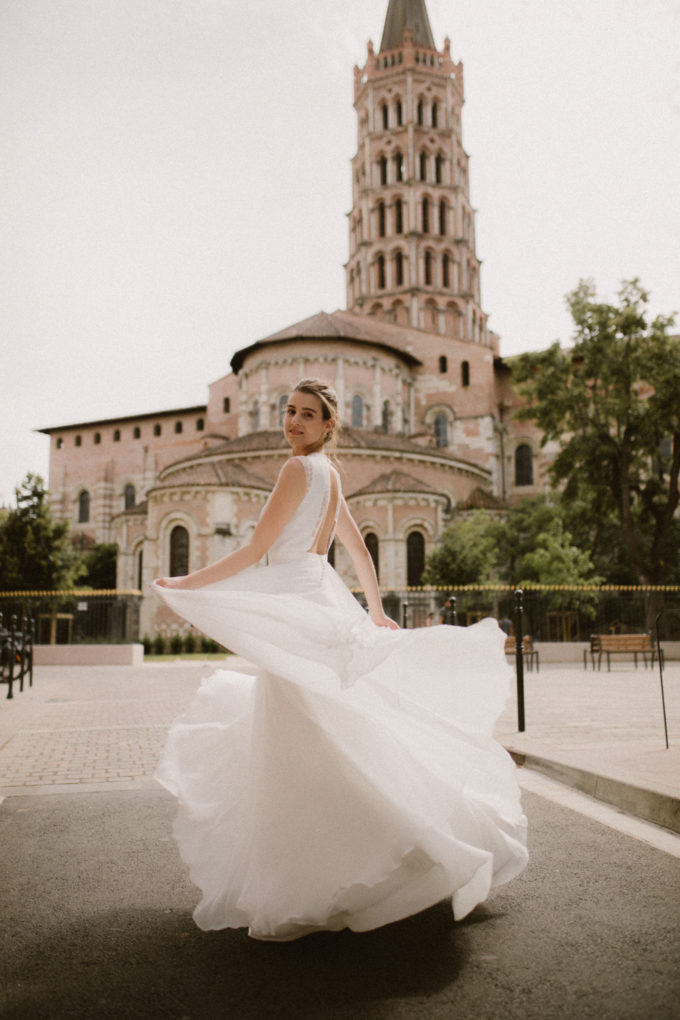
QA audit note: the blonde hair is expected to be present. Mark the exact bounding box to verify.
[291,378,340,453]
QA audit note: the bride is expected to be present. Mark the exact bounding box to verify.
[153,378,528,941]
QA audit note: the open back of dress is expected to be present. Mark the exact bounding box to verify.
[268,453,340,565]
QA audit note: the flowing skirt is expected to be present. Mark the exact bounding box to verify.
[154,555,528,939]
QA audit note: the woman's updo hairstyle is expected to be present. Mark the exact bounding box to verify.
[292,378,340,452]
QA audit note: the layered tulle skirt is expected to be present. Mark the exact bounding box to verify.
[153,555,528,938]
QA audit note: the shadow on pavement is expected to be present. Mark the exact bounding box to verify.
[3,899,470,1019]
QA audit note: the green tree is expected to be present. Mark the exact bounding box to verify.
[424,497,603,593]
[519,519,603,612]
[422,511,501,587]
[512,279,680,586]
[493,496,558,582]
[71,536,118,589]
[0,474,84,590]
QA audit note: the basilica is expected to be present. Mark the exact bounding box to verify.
[40,0,550,637]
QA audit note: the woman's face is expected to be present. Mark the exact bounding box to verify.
[284,390,331,454]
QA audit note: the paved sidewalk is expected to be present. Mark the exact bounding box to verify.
[1,658,678,831]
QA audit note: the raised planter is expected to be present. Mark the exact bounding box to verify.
[33,644,144,667]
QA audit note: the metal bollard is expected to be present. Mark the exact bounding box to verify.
[514,589,525,732]
[8,614,18,700]
[402,601,409,629]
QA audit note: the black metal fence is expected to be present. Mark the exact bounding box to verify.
[0,611,34,699]
[354,586,680,641]
[0,591,142,645]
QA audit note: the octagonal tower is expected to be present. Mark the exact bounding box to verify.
[346,0,491,348]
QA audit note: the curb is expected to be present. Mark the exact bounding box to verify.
[506,748,680,835]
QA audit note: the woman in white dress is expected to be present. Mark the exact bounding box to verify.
[153,379,528,941]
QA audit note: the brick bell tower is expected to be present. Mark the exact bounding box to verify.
[346,0,492,346]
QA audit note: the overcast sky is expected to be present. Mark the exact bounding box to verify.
[1,0,678,505]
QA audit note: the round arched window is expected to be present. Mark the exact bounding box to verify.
[406,531,425,587]
[78,490,90,524]
[515,444,534,486]
[365,532,379,581]
[434,413,448,448]
[169,525,189,576]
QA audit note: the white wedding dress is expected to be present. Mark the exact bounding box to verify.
[153,452,528,940]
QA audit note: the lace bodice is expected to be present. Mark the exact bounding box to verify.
[268,453,340,565]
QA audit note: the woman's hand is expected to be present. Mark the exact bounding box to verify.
[370,610,400,630]
[153,576,189,590]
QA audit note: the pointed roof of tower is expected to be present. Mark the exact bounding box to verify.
[379,0,435,52]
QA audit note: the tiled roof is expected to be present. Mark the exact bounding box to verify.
[164,426,484,476]
[379,0,435,52]
[349,469,439,498]
[230,309,424,373]
[456,486,506,511]
[157,459,272,491]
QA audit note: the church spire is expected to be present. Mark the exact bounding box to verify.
[380,0,435,53]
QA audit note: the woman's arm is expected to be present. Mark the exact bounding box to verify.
[155,458,306,590]
[335,497,399,629]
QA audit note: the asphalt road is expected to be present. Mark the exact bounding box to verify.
[1,786,679,1020]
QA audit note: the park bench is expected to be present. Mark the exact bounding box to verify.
[0,612,34,699]
[504,635,539,672]
[594,633,663,671]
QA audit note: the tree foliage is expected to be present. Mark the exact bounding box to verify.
[422,512,500,587]
[512,279,680,585]
[0,474,84,590]
[423,498,603,594]
[71,535,118,589]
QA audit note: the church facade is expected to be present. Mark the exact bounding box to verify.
[39,0,551,638]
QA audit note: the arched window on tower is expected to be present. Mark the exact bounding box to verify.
[396,99,403,125]
[381,102,388,130]
[378,201,386,237]
[422,197,430,233]
[424,249,433,285]
[395,197,403,234]
[424,301,438,332]
[442,253,450,288]
[394,250,404,286]
[433,413,448,447]
[379,156,388,185]
[431,101,438,128]
[393,151,403,182]
[376,254,386,290]
[417,99,424,125]
[406,531,425,587]
[251,400,260,431]
[351,394,364,428]
[365,532,379,581]
[435,154,443,183]
[78,490,90,524]
[419,151,427,181]
[438,355,448,374]
[515,445,534,486]
[278,394,288,425]
[124,484,136,510]
[170,525,189,576]
[461,360,470,387]
[382,400,391,432]
[439,199,447,236]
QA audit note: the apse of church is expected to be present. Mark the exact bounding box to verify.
[38,0,547,638]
